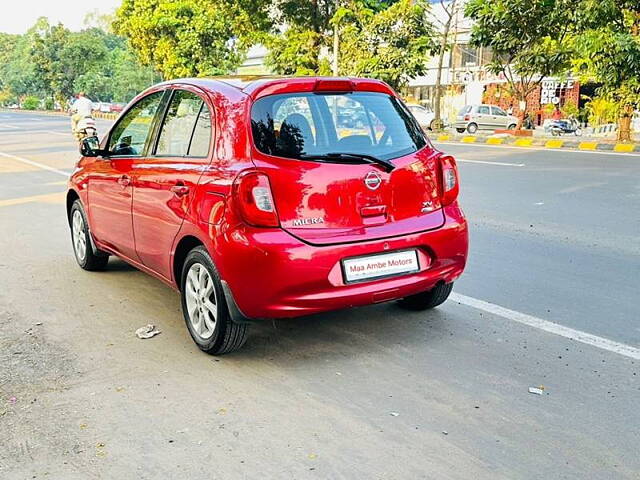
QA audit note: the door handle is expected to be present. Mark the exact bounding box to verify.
[118,175,130,187]
[171,183,190,197]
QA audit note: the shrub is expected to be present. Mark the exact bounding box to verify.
[22,96,40,110]
[584,96,617,126]
[562,99,579,118]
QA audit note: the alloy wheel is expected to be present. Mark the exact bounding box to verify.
[185,263,218,340]
[72,210,87,263]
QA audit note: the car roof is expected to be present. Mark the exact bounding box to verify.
[156,76,396,100]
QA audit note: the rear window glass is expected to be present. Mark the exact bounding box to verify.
[458,106,472,115]
[251,92,427,161]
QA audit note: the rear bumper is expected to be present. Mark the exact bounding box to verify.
[217,203,468,319]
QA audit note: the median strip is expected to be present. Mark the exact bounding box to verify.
[433,133,639,154]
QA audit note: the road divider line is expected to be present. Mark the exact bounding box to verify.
[0,123,19,129]
[0,151,70,177]
[45,130,71,137]
[451,293,640,360]
[457,158,525,167]
[0,192,65,208]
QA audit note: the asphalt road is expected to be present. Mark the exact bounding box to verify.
[1,111,638,479]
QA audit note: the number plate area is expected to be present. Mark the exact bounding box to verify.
[342,250,420,283]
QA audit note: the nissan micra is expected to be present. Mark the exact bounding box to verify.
[67,77,468,354]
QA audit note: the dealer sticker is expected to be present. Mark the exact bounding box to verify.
[342,250,419,283]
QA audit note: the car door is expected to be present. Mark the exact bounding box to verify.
[476,105,491,129]
[491,106,508,128]
[88,90,164,260]
[131,86,214,280]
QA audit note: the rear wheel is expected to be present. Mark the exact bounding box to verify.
[507,123,517,130]
[70,200,109,271]
[398,283,453,311]
[466,123,478,134]
[180,246,248,355]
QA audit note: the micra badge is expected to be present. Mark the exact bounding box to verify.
[292,217,325,227]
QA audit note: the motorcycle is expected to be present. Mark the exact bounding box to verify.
[73,116,98,142]
[547,117,582,137]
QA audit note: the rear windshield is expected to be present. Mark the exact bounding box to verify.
[251,92,427,161]
[458,106,472,115]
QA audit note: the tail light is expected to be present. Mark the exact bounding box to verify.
[233,171,279,227]
[439,155,459,206]
[464,114,470,121]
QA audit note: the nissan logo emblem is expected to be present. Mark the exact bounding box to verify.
[364,171,382,190]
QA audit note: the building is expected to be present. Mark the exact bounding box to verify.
[406,0,581,126]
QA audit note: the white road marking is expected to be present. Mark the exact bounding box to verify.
[435,141,640,158]
[0,151,70,177]
[45,130,71,137]
[451,293,640,360]
[0,123,19,129]
[457,158,525,167]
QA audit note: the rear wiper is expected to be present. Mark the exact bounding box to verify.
[299,152,395,172]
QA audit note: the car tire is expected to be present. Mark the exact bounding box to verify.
[180,246,248,355]
[455,128,465,134]
[507,124,517,130]
[397,282,454,311]
[429,120,435,131]
[466,123,478,134]
[70,200,109,271]
[574,128,582,136]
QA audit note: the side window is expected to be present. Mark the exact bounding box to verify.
[492,106,507,116]
[108,92,163,156]
[478,106,490,115]
[188,104,212,157]
[156,90,204,156]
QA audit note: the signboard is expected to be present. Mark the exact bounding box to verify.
[540,79,575,105]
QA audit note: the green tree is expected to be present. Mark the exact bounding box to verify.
[466,0,580,129]
[0,19,48,99]
[573,0,640,141]
[266,0,436,90]
[336,0,436,90]
[114,0,271,79]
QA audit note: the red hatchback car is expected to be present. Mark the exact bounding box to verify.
[68,77,468,354]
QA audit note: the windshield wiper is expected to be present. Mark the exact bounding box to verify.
[299,152,395,172]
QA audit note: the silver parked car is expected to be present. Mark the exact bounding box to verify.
[407,104,436,130]
[454,104,518,134]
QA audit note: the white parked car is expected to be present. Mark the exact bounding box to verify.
[454,104,519,134]
[407,104,436,131]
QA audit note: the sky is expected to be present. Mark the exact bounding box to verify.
[0,0,122,34]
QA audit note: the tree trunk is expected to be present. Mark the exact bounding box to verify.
[515,89,526,130]
[433,3,455,131]
[617,105,633,142]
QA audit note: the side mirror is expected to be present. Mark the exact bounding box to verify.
[80,136,103,157]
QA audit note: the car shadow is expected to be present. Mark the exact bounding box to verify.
[96,258,452,362]
[236,303,452,362]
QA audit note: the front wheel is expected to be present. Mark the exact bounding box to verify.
[455,128,466,134]
[70,200,109,271]
[180,246,248,355]
[397,283,453,311]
